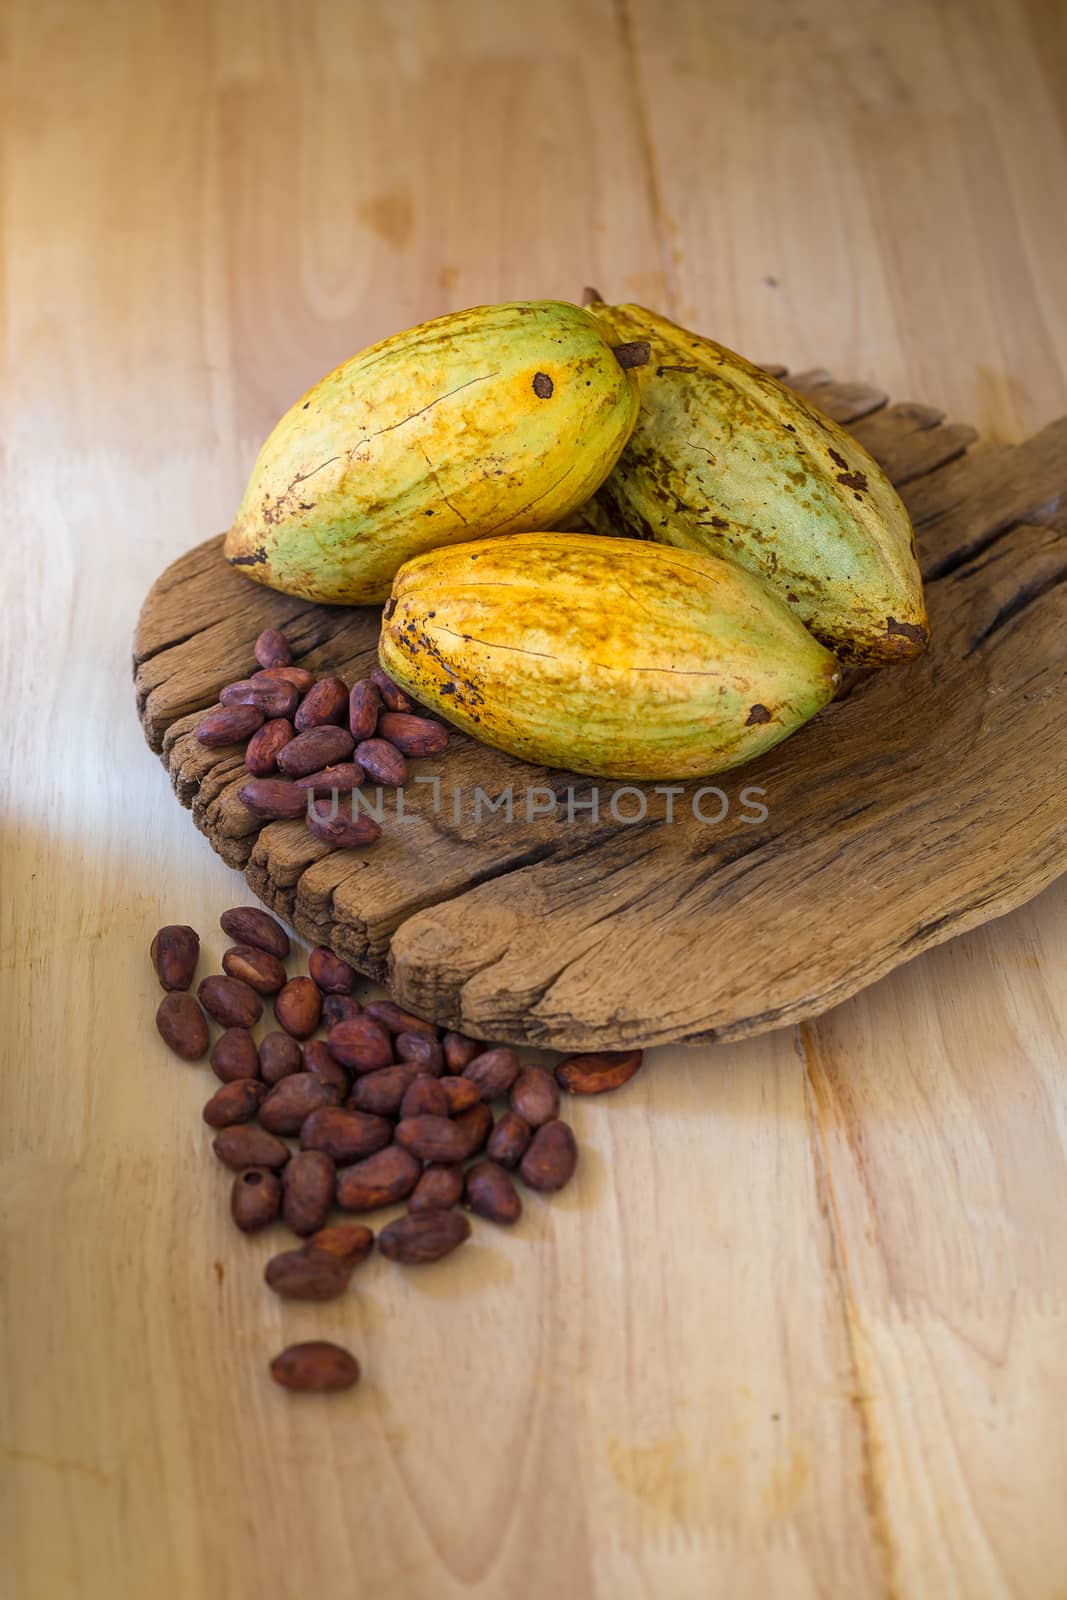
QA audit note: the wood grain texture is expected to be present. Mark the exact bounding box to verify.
[4,1,1067,1597]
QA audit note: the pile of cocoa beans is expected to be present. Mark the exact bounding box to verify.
[152,910,643,1393]
[195,627,448,850]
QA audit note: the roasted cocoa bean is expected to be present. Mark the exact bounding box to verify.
[264,1247,351,1300]
[354,737,407,787]
[371,665,415,712]
[196,703,264,747]
[321,994,362,1029]
[276,726,355,778]
[259,1030,302,1084]
[348,679,382,740]
[519,1119,578,1192]
[259,1072,341,1136]
[270,1341,360,1392]
[222,943,288,995]
[294,675,349,732]
[328,1016,393,1073]
[394,1033,444,1075]
[348,1064,417,1117]
[213,1125,290,1171]
[439,1076,481,1116]
[255,628,293,669]
[283,1149,336,1235]
[307,1223,374,1268]
[336,1146,421,1212]
[399,1075,449,1119]
[378,1210,470,1264]
[231,1166,282,1232]
[274,976,322,1039]
[395,1114,470,1163]
[462,1046,520,1102]
[377,712,449,757]
[254,665,315,694]
[510,1066,560,1128]
[487,1111,531,1169]
[237,778,308,820]
[442,1031,483,1073]
[245,717,295,777]
[221,677,300,718]
[150,925,200,991]
[452,1101,493,1157]
[299,1107,392,1162]
[220,906,291,958]
[303,1039,350,1094]
[466,1161,522,1224]
[155,992,210,1060]
[211,1027,261,1082]
[363,1000,439,1038]
[306,808,382,849]
[555,1049,644,1095]
[198,974,263,1029]
[408,1163,464,1213]
[203,1079,266,1128]
[295,763,364,792]
[309,946,356,994]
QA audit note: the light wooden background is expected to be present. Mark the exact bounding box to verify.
[3,2,1066,1596]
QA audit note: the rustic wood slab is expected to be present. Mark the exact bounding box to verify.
[134,378,1067,1049]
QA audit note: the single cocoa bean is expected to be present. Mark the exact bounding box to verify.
[463,1046,520,1102]
[378,1210,470,1264]
[303,1038,349,1094]
[274,976,322,1039]
[354,738,407,787]
[395,1114,470,1163]
[221,677,299,718]
[245,717,295,777]
[155,992,209,1060]
[237,778,308,820]
[213,1125,290,1171]
[254,665,315,694]
[399,1075,449,1119]
[394,1033,444,1075]
[466,1161,522,1224]
[295,763,364,792]
[294,675,349,732]
[283,1150,336,1235]
[510,1066,560,1127]
[306,808,382,849]
[336,1146,421,1212]
[371,665,415,712]
[442,1031,483,1073]
[260,1072,341,1135]
[348,679,382,740]
[321,993,362,1029]
[307,1223,374,1268]
[203,1079,266,1128]
[196,703,264,747]
[255,628,293,669]
[231,1166,282,1232]
[519,1119,578,1192]
[299,1107,392,1163]
[222,943,288,995]
[377,712,449,757]
[198,974,262,1030]
[309,946,356,994]
[487,1111,531,1169]
[270,1341,360,1393]
[211,1027,260,1082]
[348,1064,417,1117]
[328,1016,393,1073]
[220,906,291,958]
[439,1076,481,1115]
[363,1001,439,1038]
[259,1030,302,1084]
[276,726,355,778]
[555,1049,644,1095]
[150,925,200,991]
[264,1247,351,1300]
[452,1101,493,1157]
[408,1164,464,1213]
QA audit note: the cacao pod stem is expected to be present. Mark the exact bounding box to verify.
[582,284,605,305]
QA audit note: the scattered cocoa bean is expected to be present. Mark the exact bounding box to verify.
[259,1030,302,1084]
[155,992,209,1060]
[150,925,200,991]
[395,1114,470,1163]
[442,1032,482,1073]
[354,737,407,787]
[196,703,264,747]
[377,712,449,757]
[371,665,415,712]
[519,1119,578,1192]
[211,1027,261,1082]
[237,778,308,820]
[221,677,299,718]
[265,1247,351,1300]
[270,1341,360,1392]
[509,1066,560,1128]
[276,726,355,778]
[213,1125,290,1171]
[348,1064,417,1117]
[198,974,263,1029]
[254,665,315,694]
[348,679,382,740]
[487,1111,531,1169]
[283,1150,336,1235]
[378,1210,470,1264]
[408,1164,464,1213]
[299,1107,392,1163]
[295,676,349,732]
[222,943,288,995]
[302,1039,350,1094]
[295,763,364,792]
[307,1223,374,1268]
[451,1101,493,1157]
[394,1033,444,1075]
[336,1146,421,1212]
[245,717,295,777]
[255,628,293,670]
[328,1016,393,1073]
[555,1050,644,1095]
[399,1075,449,1119]
[259,1072,341,1136]
[363,1001,439,1038]
[274,976,322,1039]
[231,1167,282,1232]
[306,808,383,849]
[321,994,362,1029]
[439,1076,481,1115]
[220,906,291,958]
[203,1079,266,1128]
[466,1161,522,1224]
[462,1046,520,1102]
[309,946,356,994]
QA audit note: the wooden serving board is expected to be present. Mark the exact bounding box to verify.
[134,372,1067,1051]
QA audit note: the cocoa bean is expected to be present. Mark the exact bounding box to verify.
[220,906,291,958]
[221,677,299,718]
[213,1125,290,1171]
[348,679,382,740]
[299,1107,392,1162]
[295,763,364,793]
[270,1341,360,1392]
[155,992,209,1060]
[309,946,356,994]
[465,1161,522,1224]
[265,1247,351,1300]
[395,1114,470,1163]
[260,1072,341,1136]
[371,665,415,712]
[276,726,355,778]
[378,1210,470,1264]
[245,717,295,777]
[211,1027,260,1082]
[283,1150,336,1235]
[328,1016,393,1073]
[254,665,314,694]
[452,1101,493,1157]
[231,1167,282,1232]
[255,628,293,669]
[354,737,407,787]
[377,712,449,757]
[196,703,264,747]
[442,1032,483,1074]
[348,1064,417,1117]
[294,676,349,732]
[274,976,322,1039]
[363,1001,439,1038]
[335,1146,421,1212]
[462,1046,520,1102]
[439,1076,481,1116]
[399,1075,449,1119]
[222,943,288,995]
[321,994,362,1029]
[303,1039,349,1094]
[259,1030,302,1084]
[519,1119,578,1192]
[486,1111,531,1169]
[307,1223,374,1268]
[509,1066,560,1128]
[555,1049,644,1095]
[203,1079,266,1128]
[198,974,263,1029]
[408,1164,464,1213]
[237,778,308,820]
[150,925,200,991]
[306,808,382,849]
[394,1033,444,1076]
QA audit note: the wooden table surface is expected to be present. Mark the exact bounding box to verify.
[3,2,1066,1595]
